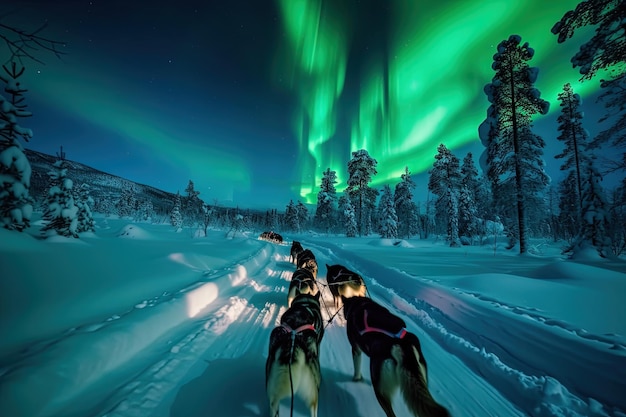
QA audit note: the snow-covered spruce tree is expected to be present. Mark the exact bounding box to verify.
[296,200,309,231]
[346,149,378,236]
[555,83,590,223]
[183,179,202,226]
[41,154,78,238]
[428,144,462,247]
[458,184,477,244]
[552,0,625,173]
[314,168,338,233]
[284,199,299,232]
[0,63,34,231]
[459,153,482,242]
[339,194,357,237]
[170,191,183,231]
[394,166,419,239]
[479,35,550,254]
[264,208,279,231]
[96,194,115,217]
[135,198,155,222]
[564,158,612,257]
[74,183,95,233]
[378,184,398,239]
[116,182,137,219]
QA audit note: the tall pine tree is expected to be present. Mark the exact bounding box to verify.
[428,144,461,247]
[555,83,589,222]
[284,200,299,232]
[552,0,625,173]
[479,35,550,254]
[314,168,338,233]
[346,149,378,236]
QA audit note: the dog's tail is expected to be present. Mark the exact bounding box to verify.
[395,333,450,417]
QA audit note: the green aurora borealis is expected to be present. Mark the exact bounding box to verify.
[10,0,605,209]
[274,0,596,204]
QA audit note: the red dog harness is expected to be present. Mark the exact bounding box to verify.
[358,310,407,339]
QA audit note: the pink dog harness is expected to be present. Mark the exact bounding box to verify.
[281,323,317,335]
[358,310,407,339]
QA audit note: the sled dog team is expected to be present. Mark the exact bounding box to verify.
[265,241,451,417]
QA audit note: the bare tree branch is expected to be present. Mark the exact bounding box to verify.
[0,20,66,65]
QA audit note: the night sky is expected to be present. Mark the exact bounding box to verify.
[3,0,605,209]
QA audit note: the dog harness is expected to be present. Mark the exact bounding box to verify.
[358,310,407,339]
[280,323,317,336]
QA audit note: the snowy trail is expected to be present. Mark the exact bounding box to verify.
[304,240,626,416]
[2,239,624,417]
[134,242,524,417]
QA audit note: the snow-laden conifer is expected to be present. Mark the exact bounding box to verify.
[394,166,419,239]
[41,157,78,238]
[555,83,589,222]
[116,183,137,219]
[339,195,357,237]
[296,200,309,231]
[184,180,203,226]
[284,200,299,232]
[346,149,378,236]
[428,144,461,246]
[565,158,612,258]
[314,168,338,233]
[459,153,482,242]
[0,63,33,231]
[75,183,95,233]
[553,0,625,175]
[479,35,550,254]
[378,184,398,239]
[170,191,183,231]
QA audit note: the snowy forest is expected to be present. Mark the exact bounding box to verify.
[1,1,625,259]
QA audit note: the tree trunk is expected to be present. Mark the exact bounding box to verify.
[509,63,527,254]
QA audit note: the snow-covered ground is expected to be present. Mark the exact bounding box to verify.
[1,217,625,417]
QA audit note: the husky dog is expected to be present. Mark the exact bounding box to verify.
[266,293,325,417]
[290,241,304,264]
[325,264,367,307]
[287,268,319,307]
[341,295,450,417]
[260,231,283,243]
[297,249,318,279]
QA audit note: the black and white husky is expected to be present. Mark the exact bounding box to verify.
[266,293,325,417]
[297,249,318,279]
[325,264,367,307]
[287,268,319,307]
[342,295,450,417]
